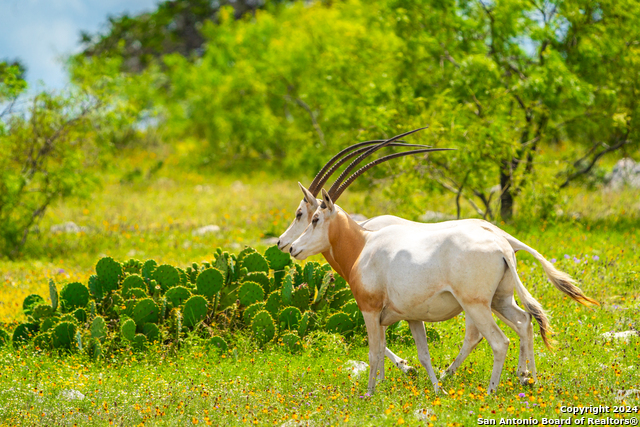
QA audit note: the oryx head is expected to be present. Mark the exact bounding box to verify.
[290,189,336,260]
[278,128,440,252]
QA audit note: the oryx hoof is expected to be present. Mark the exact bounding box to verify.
[398,360,417,376]
[518,372,536,386]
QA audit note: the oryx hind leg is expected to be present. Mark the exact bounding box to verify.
[461,303,510,394]
[492,295,536,385]
[441,315,483,381]
[385,342,416,375]
[407,320,440,393]
[363,311,386,394]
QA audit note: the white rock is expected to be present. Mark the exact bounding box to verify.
[349,213,369,222]
[60,389,85,401]
[415,408,435,421]
[608,158,640,189]
[50,222,88,234]
[345,360,369,378]
[601,331,639,342]
[616,389,640,401]
[419,211,454,223]
[192,225,221,236]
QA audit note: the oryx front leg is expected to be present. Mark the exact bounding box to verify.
[463,304,510,394]
[408,320,440,393]
[363,312,386,394]
[441,315,483,381]
[384,330,416,375]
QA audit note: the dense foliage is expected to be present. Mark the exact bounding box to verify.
[72,0,640,221]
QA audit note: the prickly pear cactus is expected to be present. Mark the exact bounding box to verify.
[214,253,230,283]
[196,268,224,300]
[142,323,160,343]
[141,259,157,281]
[325,312,354,337]
[329,288,354,310]
[41,318,57,333]
[298,311,312,337]
[303,262,321,289]
[239,252,269,274]
[127,288,148,299]
[243,302,266,325]
[52,321,77,350]
[133,334,148,351]
[120,318,136,342]
[123,258,143,275]
[122,275,146,298]
[165,286,192,308]
[279,306,302,330]
[244,272,270,294]
[265,291,281,318]
[291,284,311,312]
[88,275,103,300]
[251,310,275,345]
[49,279,58,311]
[23,294,45,316]
[177,268,189,287]
[281,270,295,305]
[96,257,122,292]
[281,332,301,353]
[183,296,208,328]
[12,323,38,347]
[264,245,291,271]
[34,332,52,351]
[32,304,54,320]
[238,282,264,307]
[88,300,96,318]
[73,307,87,323]
[59,282,90,312]
[341,300,364,328]
[88,338,103,360]
[314,271,334,304]
[0,329,10,347]
[132,298,160,327]
[90,316,107,342]
[236,247,256,269]
[207,336,228,352]
[153,264,180,291]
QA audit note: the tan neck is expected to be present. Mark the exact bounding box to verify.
[323,209,367,281]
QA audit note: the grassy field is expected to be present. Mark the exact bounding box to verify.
[0,148,639,426]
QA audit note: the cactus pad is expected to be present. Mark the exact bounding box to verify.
[303,262,321,289]
[0,329,9,347]
[52,321,77,350]
[88,275,103,300]
[278,306,302,330]
[281,270,295,305]
[12,323,38,346]
[49,279,58,311]
[132,298,160,327]
[207,336,228,352]
[239,252,269,274]
[59,282,90,312]
[142,323,160,343]
[314,271,334,303]
[141,259,157,281]
[329,288,354,310]
[32,304,54,320]
[127,288,148,300]
[236,247,256,268]
[281,332,302,353]
[265,291,281,317]
[264,245,291,271]
[325,312,354,336]
[298,311,312,337]
[251,310,275,345]
[153,264,180,291]
[165,286,192,308]
[90,316,107,342]
[196,268,224,300]
[73,307,87,323]
[244,272,270,294]
[34,332,52,351]
[291,284,311,312]
[23,294,45,316]
[243,302,266,325]
[238,281,264,307]
[41,317,57,332]
[96,257,122,292]
[122,274,146,297]
[120,318,136,342]
[341,300,364,328]
[122,258,143,275]
[183,296,208,328]
[133,334,148,351]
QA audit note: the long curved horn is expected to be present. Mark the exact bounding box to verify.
[328,148,455,201]
[308,140,425,195]
[310,142,430,196]
[326,127,428,198]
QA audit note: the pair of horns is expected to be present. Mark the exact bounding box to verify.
[307,127,454,202]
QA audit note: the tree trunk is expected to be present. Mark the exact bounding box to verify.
[500,160,514,222]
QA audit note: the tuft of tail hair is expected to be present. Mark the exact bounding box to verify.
[538,257,600,306]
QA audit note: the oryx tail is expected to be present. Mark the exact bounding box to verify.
[500,234,599,307]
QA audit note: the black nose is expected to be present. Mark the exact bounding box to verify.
[289,246,293,254]
[277,240,281,247]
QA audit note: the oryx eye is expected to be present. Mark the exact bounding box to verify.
[296,210,302,220]
[312,217,319,225]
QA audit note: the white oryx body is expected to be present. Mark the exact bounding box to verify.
[289,189,597,394]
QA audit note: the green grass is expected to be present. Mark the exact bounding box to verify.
[0,148,639,426]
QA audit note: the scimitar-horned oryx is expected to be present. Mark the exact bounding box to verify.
[288,130,598,394]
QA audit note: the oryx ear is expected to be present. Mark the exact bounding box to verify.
[321,188,335,212]
[298,182,318,208]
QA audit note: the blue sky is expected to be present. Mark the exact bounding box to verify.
[0,0,158,90]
